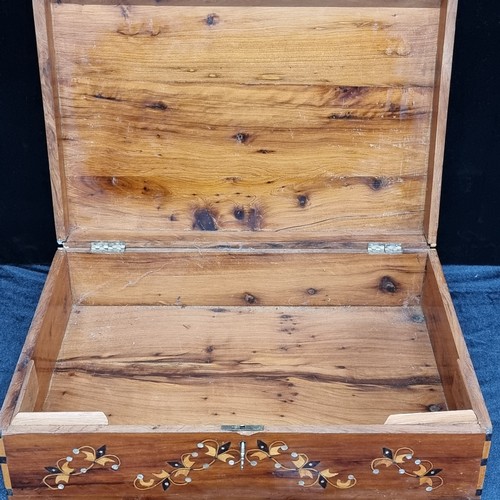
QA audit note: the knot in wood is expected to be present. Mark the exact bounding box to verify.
[379,276,397,293]
[233,132,250,144]
[244,293,257,304]
[205,13,219,26]
[427,403,444,412]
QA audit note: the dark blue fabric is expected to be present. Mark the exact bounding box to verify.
[0,265,498,498]
[444,266,500,499]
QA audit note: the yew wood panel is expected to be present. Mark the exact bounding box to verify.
[3,431,485,498]
[51,5,439,86]
[66,174,427,236]
[422,251,491,431]
[0,251,72,429]
[424,0,458,245]
[50,0,443,7]
[67,252,426,306]
[43,3,440,242]
[42,305,444,425]
[61,85,433,177]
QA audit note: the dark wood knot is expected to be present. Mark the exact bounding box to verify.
[297,194,309,207]
[233,132,250,144]
[427,403,444,412]
[193,208,217,231]
[379,276,397,293]
[244,293,257,304]
[205,13,219,26]
[233,207,245,220]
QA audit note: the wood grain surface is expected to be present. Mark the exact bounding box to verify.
[422,251,491,431]
[3,431,485,498]
[4,1,485,497]
[40,304,444,426]
[424,0,458,246]
[67,251,426,306]
[0,250,72,428]
[34,1,446,245]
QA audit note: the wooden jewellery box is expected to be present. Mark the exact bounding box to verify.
[0,0,491,497]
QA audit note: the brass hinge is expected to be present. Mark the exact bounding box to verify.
[367,243,403,254]
[90,241,126,253]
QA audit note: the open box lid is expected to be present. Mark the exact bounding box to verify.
[34,0,457,250]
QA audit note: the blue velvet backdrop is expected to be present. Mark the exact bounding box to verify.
[0,265,498,498]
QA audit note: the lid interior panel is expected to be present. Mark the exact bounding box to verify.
[40,1,445,246]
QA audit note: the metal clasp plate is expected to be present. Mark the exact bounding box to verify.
[220,425,264,432]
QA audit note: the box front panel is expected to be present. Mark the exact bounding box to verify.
[3,431,485,498]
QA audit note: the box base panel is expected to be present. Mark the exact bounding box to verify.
[41,305,446,426]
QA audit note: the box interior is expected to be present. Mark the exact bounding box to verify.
[45,303,443,426]
[8,250,481,428]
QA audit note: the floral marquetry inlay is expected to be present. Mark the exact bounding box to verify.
[371,447,444,492]
[246,439,357,490]
[134,439,241,491]
[43,445,120,490]
[134,438,357,492]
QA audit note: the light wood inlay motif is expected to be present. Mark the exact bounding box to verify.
[42,445,120,490]
[371,447,444,492]
[133,438,357,491]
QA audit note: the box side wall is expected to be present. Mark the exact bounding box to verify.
[66,251,427,306]
[0,250,73,430]
[422,250,491,431]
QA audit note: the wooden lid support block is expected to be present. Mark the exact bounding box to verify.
[385,409,478,426]
[11,412,109,427]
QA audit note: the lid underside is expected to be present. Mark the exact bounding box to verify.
[34,0,456,248]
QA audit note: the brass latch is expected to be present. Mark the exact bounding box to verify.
[220,424,264,432]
